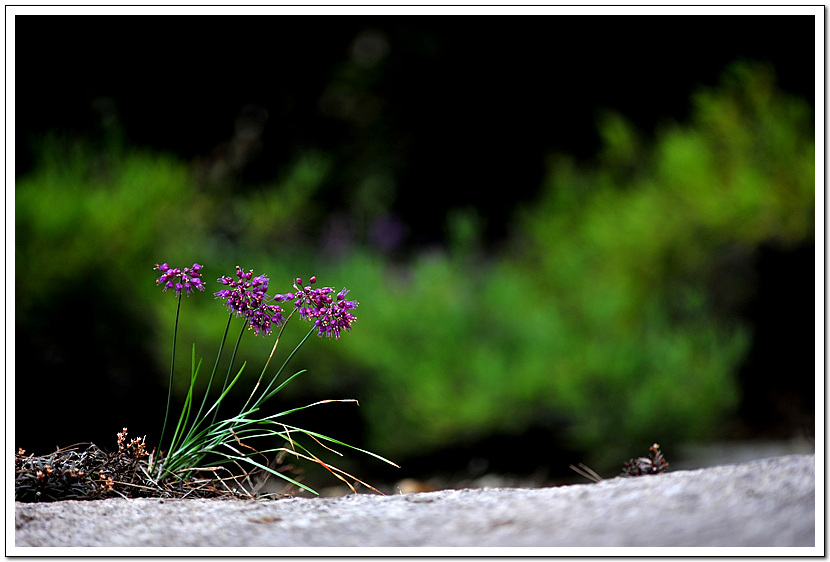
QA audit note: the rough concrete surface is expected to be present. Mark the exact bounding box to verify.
[13,454,816,551]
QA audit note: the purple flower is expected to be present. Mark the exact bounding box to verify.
[154,263,205,297]
[215,266,285,336]
[283,276,358,339]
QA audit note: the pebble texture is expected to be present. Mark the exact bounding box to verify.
[14,454,815,548]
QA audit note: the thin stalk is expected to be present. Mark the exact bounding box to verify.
[239,309,298,415]
[176,361,250,466]
[212,319,247,425]
[258,308,296,381]
[254,324,316,409]
[190,312,233,435]
[169,345,202,457]
[156,293,182,472]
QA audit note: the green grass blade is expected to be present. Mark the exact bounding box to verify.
[210,449,318,495]
[250,326,315,412]
[259,369,307,404]
[273,422,400,467]
[168,345,202,456]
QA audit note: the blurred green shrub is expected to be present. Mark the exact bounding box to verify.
[16,136,192,313]
[14,134,334,399]
[326,62,814,467]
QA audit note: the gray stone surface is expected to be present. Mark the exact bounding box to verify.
[14,454,816,549]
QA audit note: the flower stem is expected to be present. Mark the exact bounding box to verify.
[252,323,316,412]
[259,308,297,380]
[156,292,182,472]
[211,319,247,425]
[192,312,233,432]
[238,310,295,416]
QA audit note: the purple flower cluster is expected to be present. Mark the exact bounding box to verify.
[281,276,358,339]
[154,263,358,339]
[215,266,285,336]
[154,263,205,297]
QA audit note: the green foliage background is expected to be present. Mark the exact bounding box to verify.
[15,63,814,470]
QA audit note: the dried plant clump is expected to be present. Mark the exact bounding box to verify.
[15,428,148,502]
[15,428,256,502]
[620,443,669,477]
[15,445,105,502]
[570,443,670,483]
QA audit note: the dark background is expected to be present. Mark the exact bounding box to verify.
[16,16,816,244]
[14,14,816,482]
